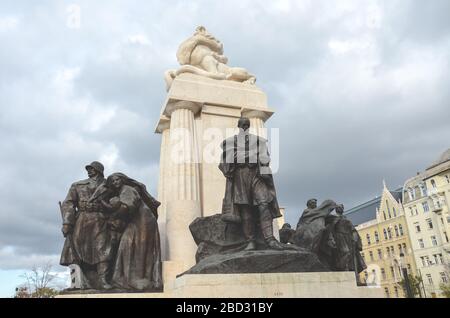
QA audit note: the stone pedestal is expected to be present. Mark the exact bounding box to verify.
[56,272,383,298]
[155,73,276,275]
[172,272,383,298]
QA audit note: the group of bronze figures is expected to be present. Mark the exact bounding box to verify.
[59,162,162,291]
[59,117,366,291]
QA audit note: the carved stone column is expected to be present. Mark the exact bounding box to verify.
[156,116,170,261]
[164,100,202,269]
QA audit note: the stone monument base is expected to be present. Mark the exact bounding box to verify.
[57,272,383,298]
[172,272,382,298]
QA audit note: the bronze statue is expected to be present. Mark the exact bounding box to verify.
[290,199,367,284]
[324,204,367,284]
[291,199,338,255]
[59,161,114,289]
[96,173,162,291]
[60,163,163,291]
[218,117,285,251]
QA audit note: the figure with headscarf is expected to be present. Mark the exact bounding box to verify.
[93,173,162,291]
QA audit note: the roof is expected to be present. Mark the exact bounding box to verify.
[344,187,402,226]
[427,148,450,170]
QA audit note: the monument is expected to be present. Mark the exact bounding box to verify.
[58,26,382,298]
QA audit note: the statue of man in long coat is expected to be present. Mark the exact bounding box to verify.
[219,117,285,251]
[59,161,115,289]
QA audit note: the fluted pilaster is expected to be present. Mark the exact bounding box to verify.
[157,118,170,261]
[165,100,202,268]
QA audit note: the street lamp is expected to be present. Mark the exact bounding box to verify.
[400,252,414,298]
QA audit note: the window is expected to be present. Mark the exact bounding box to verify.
[374,231,379,243]
[421,257,426,267]
[361,252,365,260]
[394,225,399,237]
[386,247,390,257]
[438,254,444,264]
[441,272,448,283]
[427,219,433,229]
[426,274,433,285]
[398,244,402,254]
[431,236,438,246]
[364,271,368,280]
[435,200,441,209]
[407,264,411,273]
[409,207,413,216]
[399,224,404,236]
[393,207,397,217]
[414,223,421,233]
[381,268,386,280]
[390,266,395,278]
[441,218,444,225]
[431,179,436,189]
[385,287,390,298]
[369,251,374,261]
[390,246,394,255]
[387,228,392,239]
[378,249,382,260]
[366,233,371,246]
[387,201,391,218]
[444,232,449,243]
[433,254,439,265]
[422,202,430,213]
[446,175,450,184]
[402,243,407,254]
[409,188,416,200]
[424,256,430,266]
[383,211,387,220]
[414,207,418,215]
[394,287,399,298]
[418,239,425,248]
[383,229,388,240]
[420,183,427,196]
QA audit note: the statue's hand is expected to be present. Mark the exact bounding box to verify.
[62,224,73,237]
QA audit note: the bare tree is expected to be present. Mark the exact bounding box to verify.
[16,262,59,298]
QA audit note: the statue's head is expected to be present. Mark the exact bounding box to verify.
[195,26,206,34]
[85,161,104,178]
[237,117,250,132]
[306,198,317,209]
[281,223,292,230]
[107,173,125,191]
[336,204,344,215]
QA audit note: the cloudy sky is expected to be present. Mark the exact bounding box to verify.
[0,0,449,296]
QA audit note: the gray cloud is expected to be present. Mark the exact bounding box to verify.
[0,0,449,275]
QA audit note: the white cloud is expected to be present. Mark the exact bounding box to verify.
[0,16,19,32]
[127,34,151,46]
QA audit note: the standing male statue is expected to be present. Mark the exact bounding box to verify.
[324,204,366,284]
[59,161,114,290]
[219,117,285,251]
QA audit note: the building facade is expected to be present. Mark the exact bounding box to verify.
[402,149,450,298]
[347,183,417,298]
